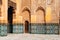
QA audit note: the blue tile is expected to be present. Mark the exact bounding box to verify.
[0,24,7,36]
[13,24,24,33]
[46,23,59,34]
[31,23,46,34]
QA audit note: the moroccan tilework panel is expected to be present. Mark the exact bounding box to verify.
[46,24,59,30]
[13,24,24,33]
[30,23,46,34]
[46,29,58,34]
[59,25,60,34]
[30,23,59,34]
[46,23,59,34]
[0,24,7,36]
[0,23,59,36]
[28,24,31,33]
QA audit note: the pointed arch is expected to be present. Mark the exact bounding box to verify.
[22,7,31,23]
[22,7,31,33]
[36,6,46,23]
[36,6,45,13]
[22,7,31,13]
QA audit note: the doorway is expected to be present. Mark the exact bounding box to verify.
[25,21,29,33]
[8,6,14,33]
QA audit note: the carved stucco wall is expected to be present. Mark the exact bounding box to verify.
[31,0,46,23]
[10,0,60,24]
[0,0,59,24]
[0,0,8,24]
[48,0,59,23]
[8,0,17,24]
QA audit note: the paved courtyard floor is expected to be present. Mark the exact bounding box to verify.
[0,33,60,40]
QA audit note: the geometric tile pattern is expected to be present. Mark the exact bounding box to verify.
[0,24,7,36]
[0,23,59,36]
[13,24,24,33]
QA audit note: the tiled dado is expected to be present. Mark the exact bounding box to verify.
[13,24,24,33]
[30,23,59,34]
[0,24,7,36]
[13,24,31,33]
[0,23,59,36]
[30,23,46,34]
[46,23,59,34]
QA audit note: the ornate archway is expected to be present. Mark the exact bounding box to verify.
[22,7,31,33]
[31,6,46,34]
[36,6,45,23]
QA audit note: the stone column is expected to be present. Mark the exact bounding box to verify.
[1,0,8,24]
[16,0,22,24]
[0,0,8,36]
[45,0,52,23]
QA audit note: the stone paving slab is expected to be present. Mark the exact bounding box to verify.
[0,33,60,40]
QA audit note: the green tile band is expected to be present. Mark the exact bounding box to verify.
[30,23,59,34]
[0,24,7,36]
[30,23,46,34]
[0,23,59,36]
[13,24,24,33]
[46,23,59,34]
